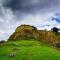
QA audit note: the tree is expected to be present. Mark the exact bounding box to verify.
[51,27,59,33]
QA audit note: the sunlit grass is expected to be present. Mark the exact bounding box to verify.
[0,39,60,60]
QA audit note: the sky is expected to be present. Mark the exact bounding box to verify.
[0,0,60,40]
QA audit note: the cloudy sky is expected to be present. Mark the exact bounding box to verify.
[0,0,60,40]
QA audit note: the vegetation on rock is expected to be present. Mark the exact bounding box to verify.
[8,24,60,48]
[8,25,40,41]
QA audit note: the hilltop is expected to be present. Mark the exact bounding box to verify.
[8,24,60,48]
[8,25,39,41]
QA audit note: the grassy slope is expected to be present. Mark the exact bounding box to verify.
[0,39,60,60]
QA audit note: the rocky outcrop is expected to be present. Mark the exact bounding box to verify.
[8,25,40,41]
[8,24,60,48]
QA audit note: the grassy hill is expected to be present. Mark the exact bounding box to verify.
[8,24,60,47]
[0,39,60,60]
[1,24,60,60]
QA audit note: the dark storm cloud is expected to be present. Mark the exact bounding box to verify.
[3,0,60,13]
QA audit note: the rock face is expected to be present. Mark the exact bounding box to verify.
[8,25,40,41]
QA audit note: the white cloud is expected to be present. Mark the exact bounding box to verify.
[0,6,59,40]
[0,3,19,40]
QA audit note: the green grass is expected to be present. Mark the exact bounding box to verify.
[0,39,60,60]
